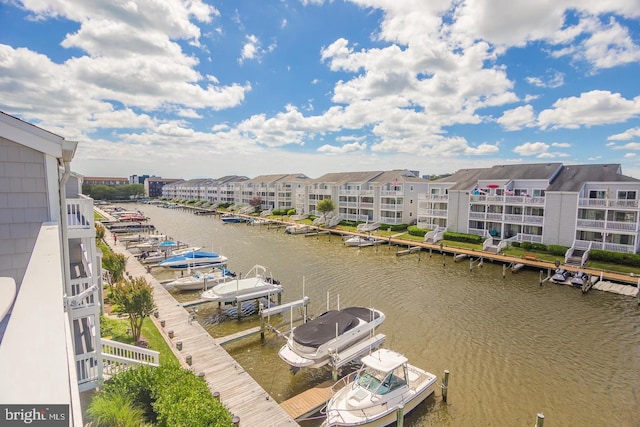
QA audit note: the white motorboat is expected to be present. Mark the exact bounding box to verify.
[138,246,201,264]
[284,224,313,234]
[278,307,385,370]
[344,235,378,247]
[165,267,236,291]
[158,250,228,269]
[200,265,282,302]
[322,348,438,427]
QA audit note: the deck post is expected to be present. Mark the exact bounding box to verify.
[539,270,543,285]
[232,416,240,426]
[396,404,405,427]
[442,369,449,403]
[535,412,544,427]
[237,302,242,319]
[503,264,506,278]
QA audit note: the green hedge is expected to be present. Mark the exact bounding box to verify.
[443,232,484,244]
[547,245,569,256]
[407,226,429,237]
[590,249,640,267]
[272,209,287,215]
[96,365,233,426]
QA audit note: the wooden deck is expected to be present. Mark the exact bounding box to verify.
[280,380,334,420]
[107,232,299,427]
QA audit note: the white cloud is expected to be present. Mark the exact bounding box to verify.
[551,142,571,148]
[513,141,548,156]
[612,142,640,150]
[497,105,535,131]
[537,91,640,130]
[625,152,637,158]
[608,127,640,141]
[526,70,564,88]
[465,142,499,155]
[317,141,367,153]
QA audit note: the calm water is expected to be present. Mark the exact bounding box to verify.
[135,204,640,427]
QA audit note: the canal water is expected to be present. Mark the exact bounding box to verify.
[136,204,640,427]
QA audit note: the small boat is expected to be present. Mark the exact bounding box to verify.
[158,250,228,269]
[221,213,247,224]
[200,265,282,302]
[571,271,589,288]
[322,348,438,427]
[284,224,312,234]
[550,268,571,284]
[138,246,202,264]
[166,267,236,291]
[278,307,385,370]
[344,235,377,247]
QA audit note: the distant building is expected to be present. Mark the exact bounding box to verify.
[130,174,151,185]
[145,177,181,198]
[83,176,129,186]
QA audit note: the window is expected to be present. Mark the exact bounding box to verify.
[532,189,546,197]
[618,190,636,200]
[589,190,607,199]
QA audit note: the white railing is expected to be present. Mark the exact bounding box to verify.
[486,213,503,221]
[517,233,543,243]
[380,190,403,196]
[379,217,403,225]
[101,339,159,376]
[579,198,639,208]
[424,194,449,201]
[469,212,485,219]
[380,203,404,210]
[426,209,448,217]
[577,219,605,229]
[523,215,544,224]
[66,196,94,231]
[606,221,638,231]
[424,226,447,243]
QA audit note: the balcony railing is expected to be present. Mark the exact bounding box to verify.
[67,195,94,236]
[575,239,636,254]
[422,194,449,201]
[579,198,639,208]
[577,219,638,231]
[381,203,404,210]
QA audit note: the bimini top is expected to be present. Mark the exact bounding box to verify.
[361,348,409,373]
[292,307,381,347]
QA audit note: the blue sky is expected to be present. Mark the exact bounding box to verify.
[1,0,640,180]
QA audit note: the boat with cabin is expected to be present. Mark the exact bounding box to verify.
[322,348,438,427]
[200,265,282,302]
[278,307,385,370]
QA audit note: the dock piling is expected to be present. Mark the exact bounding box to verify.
[396,404,405,427]
[442,369,449,403]
[535,412,544,427]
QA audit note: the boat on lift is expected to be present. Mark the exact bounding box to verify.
[278,306,385,370]
[165,266,236,291]
[322,348,438,427]
[550,268,572,284]
[158,250,228,270]
[200,265,282,302]
[284,224,313,234]
[344,235,377,247]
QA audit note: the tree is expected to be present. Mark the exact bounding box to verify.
[95,223,105,243]
[102,252,127,285]
[317,198,335,221]
[111,276,156,343]
[248,196,262,209]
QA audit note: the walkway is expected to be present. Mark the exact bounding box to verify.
[104,231,299,427]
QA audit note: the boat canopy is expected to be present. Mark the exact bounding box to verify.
[361,348,408,373]
[292,307,380,347]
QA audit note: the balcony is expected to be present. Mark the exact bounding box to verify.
[381,190,403,196]
[0,223,83,424]
[579,198,639,208]
[423,194,449,201]
[67,195,94,239]
[425,209,448,217]
[575,239,636,254]
[577,219,638,232]
[381,203,404,210]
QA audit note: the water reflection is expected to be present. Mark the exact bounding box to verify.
[137,204,640,426]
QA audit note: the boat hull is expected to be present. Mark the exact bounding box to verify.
[323,364,437,427]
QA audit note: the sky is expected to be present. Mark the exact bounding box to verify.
[1,0,640,181]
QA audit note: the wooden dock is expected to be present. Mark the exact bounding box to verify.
[280,380,334,420]
[107,232,299,427]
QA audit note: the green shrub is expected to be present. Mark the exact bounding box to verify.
[520,242,532,250]
[443,232,483,244]
[96,364,234,427]
[590,250,640,267]
[531,243,547,252]
[547,245,569,256]
[287,209,296,215]
[380,223,407,232]
[511,242,521,248]
[87,390,148,427]
[272,209,286,216]
[407,225,429,237]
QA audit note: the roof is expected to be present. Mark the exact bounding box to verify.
[546,164,639,192]
[361,348,408,372]
[243,173,310,184]
[436,163,563,190]
[310,170,425,185]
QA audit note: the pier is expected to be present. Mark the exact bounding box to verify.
[106,231,299,426]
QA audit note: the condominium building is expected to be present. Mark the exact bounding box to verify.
[239,173,310,211]
[0,112,157,425]
[144,177,181,198]
[417,163,640,254]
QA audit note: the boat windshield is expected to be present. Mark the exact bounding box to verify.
[356,368,389,393]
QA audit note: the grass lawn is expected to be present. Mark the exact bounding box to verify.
[101,316,178,366]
